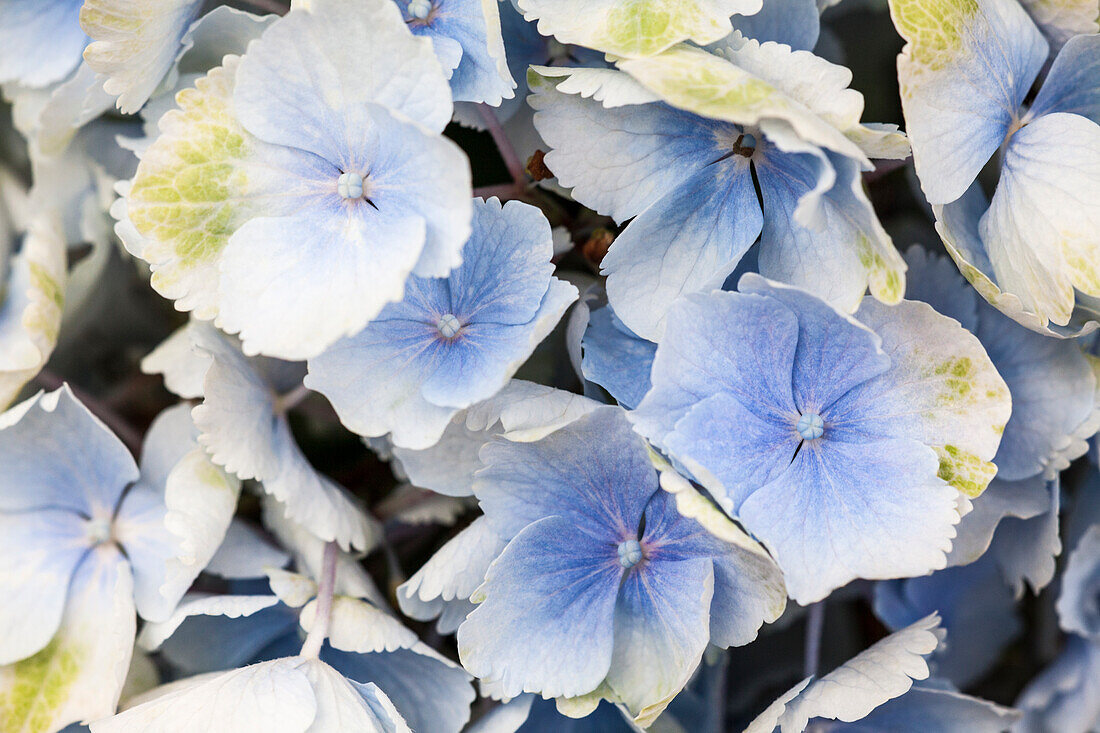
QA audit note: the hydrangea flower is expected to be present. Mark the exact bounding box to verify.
[1015,635,1100,733]
[458,407,787,725]
[513,0,763,58]
[632,275,1011,603]
[395,0,515,105]
[80,0,205,114]
[0,213,65,409]
[306,198,578,449]
[530,38,909,340]
[890,0,1100,334]
[905,247,1100,480]
[120,0,472,359]
[142,321,379,552]
[0,389,239,731]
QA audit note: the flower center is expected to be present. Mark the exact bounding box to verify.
[436,313,462,339]
[796,412,825,441]
[617,539,643,569]
[337,172,364,200]
[407,0,432,19]
[84,516,113,546]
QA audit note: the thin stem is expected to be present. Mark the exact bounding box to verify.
[239,0,289,14]
[478,104,527,194]
[35,370,143,454]
[300,541,338,659]
[473,183,521,200]
[804,601,825,678]
[276,383,311,414]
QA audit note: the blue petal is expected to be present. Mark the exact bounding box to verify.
[601,157,763,340]
[458,515,621,699]
[874,556,1020,687]
[580,304,657,409]
[158,603,299,674]
[325,645,475,733]
[1057,525,1100,641]
[740,437,957,603]
[902,247,979,332]
[475,406,656,542]
[0,386,139,517]
[0,0,86,87]
[728,0,819,50]
[1029,34,1100,124]
[842,685,1019,732]
[1016,635,1100,733]
[606,557,714,718]
[425,0,515,105]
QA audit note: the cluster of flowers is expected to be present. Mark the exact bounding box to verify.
[0,0,1098,730]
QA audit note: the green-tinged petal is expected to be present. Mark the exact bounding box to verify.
[0,214,66,410]
[516,0,762,59]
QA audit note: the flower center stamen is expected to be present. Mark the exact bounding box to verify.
[337,172,364,200]
[84,516,113,546]
[436,313,462,339]
[408,0,432,19]
[617,538,643,569]
[796,412,825,441]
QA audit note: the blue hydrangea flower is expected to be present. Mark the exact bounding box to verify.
[632,275,1011,603]
[1057,524,1100,642]
[0,389,239,731]
[395,0,515,105]
[458,406,787,726]
[904,247,1100,481]
[530,38,909,340]
[891,0,1100,334]
[305,198,578,449]
[0,0,87,88]
[121,0,472,360]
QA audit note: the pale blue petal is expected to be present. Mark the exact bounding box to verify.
[530,80,731,222]
[457,515,621,699]
[136,403,199,491]
[580,304,657,409]
[945,475,1050,570]
[841,685,1019,732]
[601,157,763,340]
[157,603,299,674]
[0,509,89,664]
[474,406,656,542]
[606,557,714,717]
[450,199,555,326]
[1029,33,1100,124]
[894,0,1048,204]
[978,301,1098,480]
[986,478,1061,596]
[0,0,86,87]
[902,247,978,332]
[1057,525,1100,641]
[1015,636,1100,733]
[738,275,890,413]
[631,291,800,461]
[728,0,819,50]
[874,556,1020,687]
[326,645,475,733]
[0,386,138,516]
[740,437,957,604]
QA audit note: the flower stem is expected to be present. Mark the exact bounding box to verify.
[478,104,527,196]
[804,601,825,678]
[275,383,311,414]
[300,541,338,659]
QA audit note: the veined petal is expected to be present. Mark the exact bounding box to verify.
[458,516,621,700]
[409,0,515,105]
[0,0,86,88]
[889,0,1048,204]
[1029,34,1100,122]
[580,304,657,410]
[601,156,762,341]
[979,112,1100,328]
